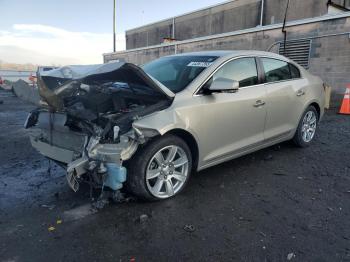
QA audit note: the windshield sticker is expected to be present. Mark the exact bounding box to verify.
[187,62,213,67]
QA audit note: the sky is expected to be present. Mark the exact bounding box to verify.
[0,0,226,65]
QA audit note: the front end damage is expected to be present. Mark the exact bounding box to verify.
[25,62,174,194]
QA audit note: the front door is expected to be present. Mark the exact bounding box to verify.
[195,57,267,167]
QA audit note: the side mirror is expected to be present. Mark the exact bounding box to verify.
[209,77,239,92]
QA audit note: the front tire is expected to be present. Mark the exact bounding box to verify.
[293,105,319,147]
[126,135,192,201]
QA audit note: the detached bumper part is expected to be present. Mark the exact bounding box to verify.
[30,136,77,164]
[67,170,80,192]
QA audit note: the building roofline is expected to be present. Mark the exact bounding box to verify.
[125,0,238,33]
[104,12,350,57]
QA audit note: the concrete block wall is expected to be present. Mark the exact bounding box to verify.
[175,0,261,40]
[105,16,350,96]
[126,0,261,49]
[125,0,346,50]
[126,19,174,49]
[263,0,330,25]
[106,45,176,65]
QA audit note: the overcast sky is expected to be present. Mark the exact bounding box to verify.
[0,0,225,65]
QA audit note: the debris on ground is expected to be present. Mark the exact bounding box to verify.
[139,214,149,223]
[40,204,55,210]
[92,198,110,210]
[259,231,266,237]
[111,191,136,203]
[183,224,196,232]
[273,172,287,176]
[63,203,98,221]
[287,252,295,260]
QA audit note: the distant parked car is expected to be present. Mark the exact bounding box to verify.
[26,51,325,201]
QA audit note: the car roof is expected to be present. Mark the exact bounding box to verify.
[170,50,289,61]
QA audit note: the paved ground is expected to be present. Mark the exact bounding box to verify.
[0,89,349,262]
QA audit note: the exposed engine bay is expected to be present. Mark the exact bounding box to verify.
[25,62,174,194]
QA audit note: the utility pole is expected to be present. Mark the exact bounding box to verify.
[260,0,264,26]
[113,0,116,52]
[282,0,290,55]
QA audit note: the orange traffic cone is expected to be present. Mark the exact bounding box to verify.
[339,85,350,115]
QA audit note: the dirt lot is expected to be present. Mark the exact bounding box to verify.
[0,88,349,262]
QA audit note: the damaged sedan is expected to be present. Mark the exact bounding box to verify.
[25,50,325,201]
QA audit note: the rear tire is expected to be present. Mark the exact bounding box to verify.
[293,106,319,147]
[126,134,192,201]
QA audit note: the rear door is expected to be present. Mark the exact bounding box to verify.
[259,57,305,141]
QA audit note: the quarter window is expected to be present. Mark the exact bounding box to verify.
[261,58,291,83]
[212,57,258,88]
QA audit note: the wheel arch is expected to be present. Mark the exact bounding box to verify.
[164,129,199,171]
[292,100,322,138]
[296,100,322,125]
[309,102,321,120]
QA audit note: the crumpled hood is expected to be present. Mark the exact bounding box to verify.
[37,61,174,111]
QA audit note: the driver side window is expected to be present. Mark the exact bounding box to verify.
[212,57,259,88]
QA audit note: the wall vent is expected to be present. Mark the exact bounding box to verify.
[279,39,312,69]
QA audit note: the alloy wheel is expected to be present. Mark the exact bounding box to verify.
[146,145,189,198]
[301,111,317,143]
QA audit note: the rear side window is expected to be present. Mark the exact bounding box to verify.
[213,57,258,87]
[289,63,301,79]
[261,58,291,83]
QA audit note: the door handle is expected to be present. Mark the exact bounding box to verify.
[254,100,266,107]
[296,89,305,96]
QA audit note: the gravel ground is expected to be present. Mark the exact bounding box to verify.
[0,89,349,262]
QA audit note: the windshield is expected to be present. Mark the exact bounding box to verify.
[142,55,218,93]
